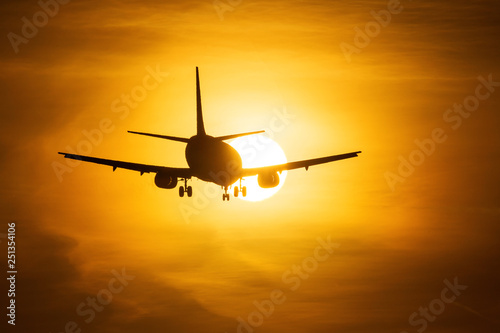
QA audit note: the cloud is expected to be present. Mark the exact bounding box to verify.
[1,1,500,332]
[1,218,237,332]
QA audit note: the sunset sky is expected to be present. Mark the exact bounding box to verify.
[1,0,500,332]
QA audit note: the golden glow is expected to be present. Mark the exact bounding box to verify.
[229,134,287,201]
[5,1,500,333]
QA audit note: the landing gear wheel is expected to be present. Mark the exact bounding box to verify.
[222,186,230,202]
[179,186,185,197]
[234,179,247,198]
[187,186,193,197]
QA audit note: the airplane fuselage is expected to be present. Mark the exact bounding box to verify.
[185,135,242,187]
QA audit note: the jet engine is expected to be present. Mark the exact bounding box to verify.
[257,172,280,188]
[154,173,178,189]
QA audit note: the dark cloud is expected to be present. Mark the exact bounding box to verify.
[1,219,237,333]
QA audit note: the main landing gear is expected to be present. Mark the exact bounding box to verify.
[177,178,247,201]
[178,178,192,197]
[222,179,247,201]
[233,179,247,198]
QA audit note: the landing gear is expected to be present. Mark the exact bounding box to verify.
[222,180,247,201]
[179,178,193,198]
[222,186,230,201]
[232,179,247,198]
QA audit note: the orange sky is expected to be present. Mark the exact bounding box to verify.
[1,1,500,332]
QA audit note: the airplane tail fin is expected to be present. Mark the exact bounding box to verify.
[128,68,264,143]
[126,67,206,143]
[196,67,206,136]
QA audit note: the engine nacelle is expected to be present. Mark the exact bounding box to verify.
[257,172,280,188]
[154,173,178,189]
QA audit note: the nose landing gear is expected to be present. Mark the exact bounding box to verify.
[222,186,230,201]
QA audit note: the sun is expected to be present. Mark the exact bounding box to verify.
[229,134,287,201]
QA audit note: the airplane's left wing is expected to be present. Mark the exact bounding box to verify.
[240,151,361,177]
[58,152,193,178]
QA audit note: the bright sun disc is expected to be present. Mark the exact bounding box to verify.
[230,134,287,201]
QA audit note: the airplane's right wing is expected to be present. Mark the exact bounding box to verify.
[240,151,361,177]
[58,152,193,178]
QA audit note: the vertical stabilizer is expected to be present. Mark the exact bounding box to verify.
[196,67,206,136]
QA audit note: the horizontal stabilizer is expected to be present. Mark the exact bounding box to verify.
[216,130,266,141]
[128,131,189,143]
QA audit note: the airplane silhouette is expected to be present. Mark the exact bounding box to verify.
[59,67,361,201]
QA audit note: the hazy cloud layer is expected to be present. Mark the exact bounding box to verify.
[1,0,500,332]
